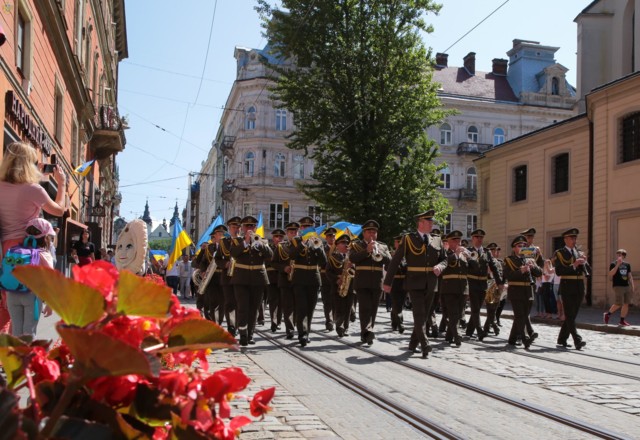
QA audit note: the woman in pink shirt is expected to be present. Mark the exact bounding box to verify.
[0,142,67,332]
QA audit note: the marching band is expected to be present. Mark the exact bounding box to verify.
[192,210,590,354]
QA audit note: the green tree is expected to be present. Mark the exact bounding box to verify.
[148,238,172,251]
[256,0,452,240]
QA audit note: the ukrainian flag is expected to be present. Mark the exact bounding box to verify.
[166,218,193,271]
[255,212,265,238]
[300,226,318,240]
[328,221,362,239]
[74,159,95,177]
[195,214,224,253]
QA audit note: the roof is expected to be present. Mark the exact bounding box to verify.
[432,67,518,103]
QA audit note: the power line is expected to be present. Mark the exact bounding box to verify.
[119,175,187,188]
[193,0,219,105]
[121,60,231,85]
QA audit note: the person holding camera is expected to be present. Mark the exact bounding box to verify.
[604,249,635,326]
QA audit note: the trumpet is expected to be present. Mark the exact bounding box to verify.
[455,246,473,262]
[305,236,323,249]
[371,241,383,262]
[250,232,268,250]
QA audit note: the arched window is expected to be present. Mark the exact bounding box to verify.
[276,109,287,131]
[293,154,304,179]
[244,151,255,177]
[466,167,477,190]
[467,125,479,143]
[551,77,559,95]
[493,127,505,146]
[440,123,452,145]
[439,166,451,189]
[245,106,256,130]
[274,152,286,177]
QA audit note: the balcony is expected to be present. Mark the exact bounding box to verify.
[90,106,127,160]
[221,179,236,202]
[456,142,492,156]
[220,136,236,158]
[458,187,477,201]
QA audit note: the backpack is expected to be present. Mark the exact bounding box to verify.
[0,236,41,293]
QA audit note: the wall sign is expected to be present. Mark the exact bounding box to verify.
[5,90,53,155]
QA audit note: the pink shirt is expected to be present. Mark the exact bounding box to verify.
[0,182,50,242]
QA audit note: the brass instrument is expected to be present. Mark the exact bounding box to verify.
[191,269,203,287]
[305,236,323,249]
[250,232,269,250]
[468,250,479,261]
[484,279,501,304]
[198,258,217,295]
[576,246,591,277]
[371,241,383,262]
[456,246,473,262]
[338,256,355,297]
[227,257,236,277]
[287,260,295,282]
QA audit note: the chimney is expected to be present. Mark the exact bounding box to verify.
[435,52,448,67]
[463,52,476,75]
[492,58,508,76]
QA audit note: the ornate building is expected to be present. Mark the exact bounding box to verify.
[0,0,127,268]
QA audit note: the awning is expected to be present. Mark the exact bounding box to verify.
[66,218,88,231]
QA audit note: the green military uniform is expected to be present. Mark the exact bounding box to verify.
[326,234,354,337]
[266,229,285,332]
[320,227,337,331]
[389,234,408,333]
[218,217,241,336]
[270,222,300,339]
[439,230,468,346]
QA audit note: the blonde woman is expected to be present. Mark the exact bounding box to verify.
[0,142,66,331]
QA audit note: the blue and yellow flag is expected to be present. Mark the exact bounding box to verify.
[300,226,318,240]
[256,212,265,238]
[74,159,95,177]
[195,214,223,253]
[167,218,193,271]
[325,221,362,239]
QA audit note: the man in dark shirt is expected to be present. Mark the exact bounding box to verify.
[604,249,635,326]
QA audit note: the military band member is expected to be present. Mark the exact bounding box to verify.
[465,229,504,341]
[194,225,227,323]
[389,234,408,334]
[554,228,588,350]
[229,215,274,346]
[440,230,468,347]
[350,220,391,345]
[491,244,507,327]
[503,235,542,349]
[289,216,327,346]
[320,227,337,331]
[326,234,355,337]
[266,229,285,332]
[383,211,447,358]
[521,227,543,341]
[218,216,242,336]
[271,222,300,339]
[484,242,503,335]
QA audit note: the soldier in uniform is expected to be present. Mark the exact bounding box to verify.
[554,228,588,350]
[271,222,300,339]
[326,234,354,337]
[289,216,327,346]
[383,211,447,357]
[349,220,391,345]
[484,242,504,335]
[229,215,274,346]
[194,225,227,323]
[503,235,542,349]
[440,230,468,347]
[465,229,504,341]
[389,234,408,334]
[266,229,285,332]
[521,228,543,341]
[320,227,337,331]
[218,216,241,336]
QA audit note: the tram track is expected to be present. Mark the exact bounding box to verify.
[257,328,630,440]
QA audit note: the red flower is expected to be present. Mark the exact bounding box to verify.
[210,416,251,440]
[88,375,141,407]
[156,370,189,396]
[144,273,166,285]
[250,387,275,417]
[28,346,60,383]
[101,316,160,349]
[72,261,119,303]
[201,367,251,402]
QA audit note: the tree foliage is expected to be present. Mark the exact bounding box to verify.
[256,0,453,240]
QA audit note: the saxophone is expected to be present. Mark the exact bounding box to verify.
[484,279,501,304]
[338,255,355,297]
[227,258,236,277]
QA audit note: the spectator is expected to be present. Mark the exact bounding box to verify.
[107,249,115,264]
[73,230,95,266]
[165,258,179,295]
[0,142,66,333]
[99,247,109,261]
[6,218,54,338]
[604,249,635,326]
[177,254,192,299]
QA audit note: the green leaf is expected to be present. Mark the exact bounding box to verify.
[13,266,105,327]
[0,334,30,388]
[116,271,172,317]
[162,320,236,353]
[57,325,157,378]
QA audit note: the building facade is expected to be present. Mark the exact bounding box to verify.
[0,0,127,267]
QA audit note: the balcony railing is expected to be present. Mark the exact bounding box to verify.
[456,142,492,155]
[221,179,236,201]
[458,187,477,201]
[90,106,126,159]
[220,136,236,158]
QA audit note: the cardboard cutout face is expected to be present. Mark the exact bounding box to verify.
[115,219,148,274]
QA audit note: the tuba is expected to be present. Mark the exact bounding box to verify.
[198,258,217,295]
[338,256,355,297]
[191,269,203,288]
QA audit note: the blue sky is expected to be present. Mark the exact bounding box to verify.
[118,0,586,226]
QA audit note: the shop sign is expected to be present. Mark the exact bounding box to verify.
[5,90,53,155]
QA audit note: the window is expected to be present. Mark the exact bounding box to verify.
[84,24,92,73]
[71,118,79,167]
[54,83,64,144]
[16,5,32,79]
[269,203,290,229]
[293,154,305,179]
[513,165,527,202]
[467,125,478,143]
[274,153,286,177]
[74,0,84,58]
[441,213,452,235]
[439,166,451,189]
[308,206,325,225]
[551,77,559,95]
[621,112,640,163]
[246,106,256,130]
[466,167,477,190]
[92,55,99,104]
[276,109,287,131]
[466,214,477,237]
[440,123,452,145]
[16,12,26,72]
[552,153,569,194]
[493,127,505,146]
[244,151,255,177]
